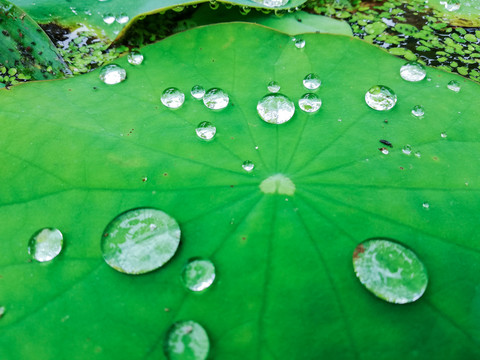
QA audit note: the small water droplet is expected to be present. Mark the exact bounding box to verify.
[298,93,322,113]
[257,94,295,124]
[172,6,185,12]
[181,258,216,292]
[0,306,5,318]
[441,132,447,138]
[294,38,305,49]
[440,0,461,11]
[102,13,115,24]
[379,147,389,155]
[203,88,229,110]
[195,121,216,141]
[191,85,206,100]
[411,105,424,117]
[402,145,412,155]
[251,0,289,7]
[447,80,461,92]
[101,208,181,274]
[267,81,280,93]
[242,160,255,172]
[127,50,143,65]
[116,13,129,24]
[365,85,397,111]
[303,73,321,90]
[161,88,185,109]
[28,228,63,262]
[415,151,421,158]
[99,64,126,85]
[352,239,428,304]
[400,62,426,82]
[164,320,209,360]
[422,202,430,209]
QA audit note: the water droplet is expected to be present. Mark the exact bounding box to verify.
[102,13,115,25]
[181,258,216,292]
[195,121,216,141]
[99,64,126,85]
[172,6,185,12]
[447,80,461,92]
[294,38,306,49]
[161,88,185,109]
[203,88,229,110]
[28,228,63,262]
[415,151,421,158]
[298,93,322,113]
[191,85,205,100]
[411,105,424,117]
[251,0,289,7]
[101,208,180,275]
[379,148,389,155]
[400,62,426,82]
[0,306,5,318]
[402,145,412,155]
[164,320,209,360]
[116,13,129,24]
[352,239,428,304]
[422,202,430,209]
[440,0,461,11]
[365,85,397,111]
[257,94,295,124]
[267,81,280,93]
[303,73,321,90]
[441,132,447,138]
[127,50,143,65]
[260,174,295,195]
[242,160,255,172]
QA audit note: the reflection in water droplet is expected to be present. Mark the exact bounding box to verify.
[99,64,126,85]
[440,0,461,11]
[441,132,447,138]
[103,13,115,24]
[161,88,185,109]
[127,50,143,65]
[352,239,428,304]
[298,93,322,113]
[257,94,295,124]
[423,202,430,209]
[303,73,321,90]
[402,145,412,155]
[182,258,216,292]
[28,228,63,262]
[116,13,129,24]
[195,121,216,141]
[101,208,181,274]
[400,62,426,82]
[260,174,295,195]
[267,81,280,93]
[164,320,209,360]
[365,85,397,111]
[242,160,255,172]
[294,38,306,49]
[203,88,229,110]
[191,85,206,100]
[447,80,461,92]
[251,0,289,7]
[411,105,424,117]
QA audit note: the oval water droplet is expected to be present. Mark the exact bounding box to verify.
[181,258,216,292]
[294,38,305,49]
[28,228,63,262]
[441,132,447,138]
[102,13,115,24]
[101,208,180,275]
[365,85,397,111]
[127,50,143,65]
[303,73,321,90]
[164,320,209,360]
[267,81,280,93]
[353,239,428,304]
[257,94,295,124]
[411,105,424,117]
[298,93,322,113]
[195,121,216,141]
[99,64,126,85]
[422,202,430,209]
[400,62,426,82]
[447,80,461,92]
[251,0,289,7]
[191,85,206,100]
[242,160,255,172]
[161,88,185,109]
[203,88,229,110]
[116,13,129,24]
[402,145,412,155]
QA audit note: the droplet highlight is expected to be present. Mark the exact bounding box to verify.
[99,64,126,85]
[298,93,322,113]
[161,88,185,109]
[267,81,280,93]
[127,50,144,65]
[365,85,397,111]
[181,258,216,292]
[257,94,295,124]
[447,80,461,92]
[242,160,255,172]
[411,105,424,117]
[400,62,426,82]
[303,73,321,90]
[195,121,216,141]
[164,320,209,360]
[28,228,64,262]
[191,85,206,100]
[203,88,229,110]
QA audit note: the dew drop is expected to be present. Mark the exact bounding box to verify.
[379,148,389,155]
[422,202,430,209]
[28,228,63,262]
[195,121,216,141]
[181,258,216,292]
[365,85,397,111]
[400,61,426,82]
[298,93,322,113]
[415,151,421,158]
[267,81,280,93]
[242,160,255,172]
[303,73,321,90]
[203,88,229,110]
[440,0,461,11]
[161,88,185,109]
[0,306,5,318]
[294,38,306,49]
[127,50,143,65]
[164,320,209,360]
[102,13,115,24]
[101,208,180,275]
[402,145,412,155]
[99,64,126,85]
[411,105,424,117]
[116,13,129,24]
[257,94,295,124]
[441,132,447,138]
[447,80,461,92]
[191,85,206,100]
[352,239,428,304]
[251,0,289,7]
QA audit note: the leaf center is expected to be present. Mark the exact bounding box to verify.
[259,174,295,196]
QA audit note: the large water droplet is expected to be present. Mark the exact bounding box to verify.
[298,93,322,113]
[260,174,295,195]
[203,88,229,110]
[303,73,321,90]
[365,85,397,111]
[400,62,426,82]
[181,258,216,292]
[411,105,424,117]
[191,85,206,100]
[447,80,461,92]
[440,0,461,11]
[101,208,180,275]
[353,239,428,304]
[103,13,115,24]
[257,94,295,124]
[127,50,143,65]
[28,228,64,262]
[164,320,209,360]
[99,64,126,85]
[116,13,129,24]
[251,0,289,7]
[294,38,305,49]
[242,160,255,172]
[195,121,216,141]
[161,88,185,109]
[267,81,280,93]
